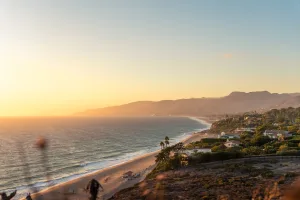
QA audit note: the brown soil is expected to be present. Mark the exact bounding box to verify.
[109,159,300,200]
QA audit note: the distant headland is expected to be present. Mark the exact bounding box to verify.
[76,91,300,116]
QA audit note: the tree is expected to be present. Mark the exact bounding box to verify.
[173,142,184,153]
[160,141,165,149]
[288,126,299,133]
[169,153,183,169]
[226,146,242,153]
[264,145,277,154]
[277,115,285,123]
[256,124,275,134]
[240,132,252,140]
[250,134,271,146]
[211,144,226,152]
[165,140,170,147]
[165,136,170,147]
[256,125,266,134]
[241,146,262,155]
[155,148,171,163]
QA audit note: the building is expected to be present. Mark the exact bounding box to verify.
[218,132,240,139]
[224,140,241,148]
[263,130,292,139]
[234,127,256,134]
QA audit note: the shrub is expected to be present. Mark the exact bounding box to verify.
[189,152,244,164]
[288,126,299,133]
[261,169,274,178]
[250,134,271,146]
[276,150,300,156]
[264,145,277,154]
[226,146,242,153]
[211,144,226,152]
[186,141,220,149]
[285,172,297,177]
[201,138,226,144]
[241,146,262,155]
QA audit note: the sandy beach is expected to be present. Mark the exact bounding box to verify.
[27,130,213,200]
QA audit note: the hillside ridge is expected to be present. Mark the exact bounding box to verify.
[76,91,300,116]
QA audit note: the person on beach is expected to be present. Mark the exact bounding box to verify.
[1,190,17,200]
[25,193,33,200]
[86,179,103,200]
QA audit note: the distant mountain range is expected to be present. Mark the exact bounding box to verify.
[76,91,300,116]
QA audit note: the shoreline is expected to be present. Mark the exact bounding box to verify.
[25,118,212,200]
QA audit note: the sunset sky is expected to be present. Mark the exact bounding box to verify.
[1,0,299,116]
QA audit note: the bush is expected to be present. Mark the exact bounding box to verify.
[211,144,226,152]
[276,150,300,156]
[256,124,276,134]
[186,140,221,149]
[264,145,277,154]
[168,153,183,169]
[226,146,242,153]
[288,126,299,133]
[285,172,297,177]
[241,146,263,155]
[250,134,271,146]
[261,169,274,178]
[189,152,244,164]
[201,138,226,144]
[240,132,253,140]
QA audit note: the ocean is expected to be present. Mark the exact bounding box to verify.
[0,116,209,199]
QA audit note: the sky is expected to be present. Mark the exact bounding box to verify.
[0,0,299,116]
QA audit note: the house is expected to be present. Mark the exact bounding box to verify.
[234,127,256,134]
[183,148,212,156]
[218,132,240,139]
[224,140,241,148]
[263,130,292,139]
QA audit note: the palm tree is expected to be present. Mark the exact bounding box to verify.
[165,136,170,147]
[165,140,169,147]
[155,148,171,163]
[160,141,165,149]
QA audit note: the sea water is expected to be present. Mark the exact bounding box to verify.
[0,116,209,199]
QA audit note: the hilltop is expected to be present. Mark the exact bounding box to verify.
[76,91,300,116]
[210,107,300,133]
[109,107,300,200]
[110,158,300,200]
